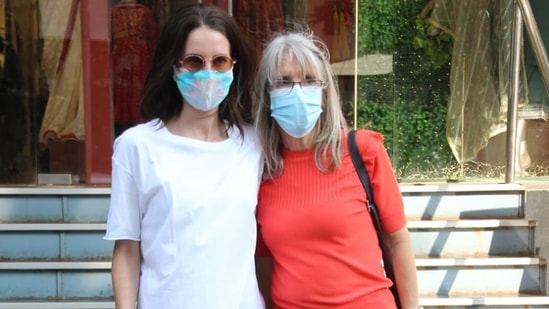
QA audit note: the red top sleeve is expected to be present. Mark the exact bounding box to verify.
[354,129,406,233]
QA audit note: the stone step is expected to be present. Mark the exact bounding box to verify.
[0,229,113,261]
[420,294,549,309]
[0,219,535,260]
[0,302,114,309]
[0,223,106,231]
[0,262,111,270]
[0,270,112,300]
[0,188,110,223]
[1,257,545,299]
[1,295,549,309]
[401,183,525,220]
[416,256,547,296]
[1,185,546,307]
[408,219,536,257]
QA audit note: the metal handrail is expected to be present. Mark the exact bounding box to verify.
[506,0,549,183]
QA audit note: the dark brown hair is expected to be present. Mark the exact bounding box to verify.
[140,3,257,134]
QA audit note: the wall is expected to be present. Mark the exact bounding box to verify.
[525,187,549,294]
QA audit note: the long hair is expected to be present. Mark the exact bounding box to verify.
[140,3,257,135]
[254,30,348,178]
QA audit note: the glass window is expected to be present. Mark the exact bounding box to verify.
[1,0,111,185]
[1,0,548,186]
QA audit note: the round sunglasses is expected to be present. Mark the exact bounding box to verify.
[177,54,236,72]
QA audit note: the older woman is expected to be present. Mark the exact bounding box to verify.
[254,30,421,309]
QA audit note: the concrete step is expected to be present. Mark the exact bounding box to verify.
[0,229,112,261]
[1,296,549,309]
[1,296,548,309]
[420,294,549,308]
[2,185,546,308]
[408,219,536,257]
[0,189,110,223]
[2,257,545,299]
[0,223,106,231]
[0,269,112,300]
[0,302,114,309]
[0,219,535,261]
[0,262,111,270]
[416,257,547,296]
[401,183,525,220]
[1,184,525,222]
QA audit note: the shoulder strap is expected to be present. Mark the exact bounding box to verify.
[347,129,375,212]
[347,129,401,309]
[348,129,386,245]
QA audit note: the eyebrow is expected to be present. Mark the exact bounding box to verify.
[275,74,318,80]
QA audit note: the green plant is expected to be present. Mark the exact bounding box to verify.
[413,16,453,69]
[357,0,397,54]
[351,0,457,179]
[352,95,455,177]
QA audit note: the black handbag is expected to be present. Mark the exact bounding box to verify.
[347,129,402,309]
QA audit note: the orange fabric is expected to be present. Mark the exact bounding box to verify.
[257,129,405,308]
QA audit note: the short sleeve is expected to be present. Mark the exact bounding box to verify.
[104,135,142,241]
[354,129,407,233]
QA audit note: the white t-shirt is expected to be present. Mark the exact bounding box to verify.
[105,120,265,309]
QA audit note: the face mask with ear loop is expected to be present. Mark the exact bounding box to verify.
[173,67,234,111]
[270,85,323,138]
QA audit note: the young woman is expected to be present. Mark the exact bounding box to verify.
[105,4,264,309]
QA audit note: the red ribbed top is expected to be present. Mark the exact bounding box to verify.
[257,129,405,309]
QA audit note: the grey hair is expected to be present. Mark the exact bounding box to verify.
[254,30,349,179]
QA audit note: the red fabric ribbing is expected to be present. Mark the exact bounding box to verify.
[257,129,405,308]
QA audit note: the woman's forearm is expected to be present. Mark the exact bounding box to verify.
[386,227,421,309]
[111,240,141,309]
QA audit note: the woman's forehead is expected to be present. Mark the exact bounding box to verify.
[276,53,319,77]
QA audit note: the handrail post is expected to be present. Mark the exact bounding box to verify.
[506,0,523,183]
[506,0,549,183]
[518,0,549,94]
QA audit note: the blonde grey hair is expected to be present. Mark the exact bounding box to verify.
[254,30,349,179]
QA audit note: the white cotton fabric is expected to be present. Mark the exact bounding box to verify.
[104,120,265,309]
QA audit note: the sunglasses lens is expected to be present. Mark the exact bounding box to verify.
[180,55,234,72]
[182,56,204,72]
[212,56,234,72]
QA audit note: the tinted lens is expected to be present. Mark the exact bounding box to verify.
[180,55,234,72]
[212,55,234,72]
[181,55,205,72]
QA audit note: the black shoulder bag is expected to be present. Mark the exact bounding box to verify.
[347,130,402,309]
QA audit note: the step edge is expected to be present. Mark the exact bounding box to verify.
[399,183,525,193]
[0,223,107,231]
[407,219,534,228]
[0,303,114,309]
[419,295,549,306]
[0,261,111,269]
[0,187,111,196]
[415,256,542,267]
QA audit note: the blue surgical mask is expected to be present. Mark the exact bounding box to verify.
[270,86,323,138]
[174,69,233,111]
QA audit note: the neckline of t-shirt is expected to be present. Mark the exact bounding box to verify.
[156,120,238,147]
